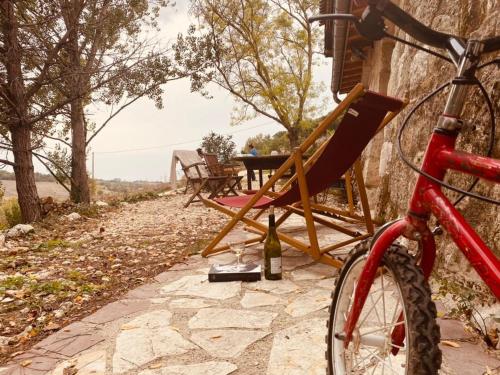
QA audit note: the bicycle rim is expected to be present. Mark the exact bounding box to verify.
[331,252,409,374]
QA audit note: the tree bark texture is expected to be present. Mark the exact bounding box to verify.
[70,99,90,203]
[11,127,41,222]
[287,128,299,149]
[1,0,42,222]
[64,0,90,203]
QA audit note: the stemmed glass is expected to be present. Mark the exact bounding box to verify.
[229,241,246,271]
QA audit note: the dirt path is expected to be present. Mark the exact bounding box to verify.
[0,194,226,362]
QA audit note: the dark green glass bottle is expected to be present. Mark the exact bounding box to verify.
[264,206,282,280]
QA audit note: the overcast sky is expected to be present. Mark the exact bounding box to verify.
[34,0,335,182]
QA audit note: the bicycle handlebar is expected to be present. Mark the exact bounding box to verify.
[378,1,464,56]
[483,36,500,53]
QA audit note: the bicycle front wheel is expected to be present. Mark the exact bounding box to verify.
[327,242,441,374]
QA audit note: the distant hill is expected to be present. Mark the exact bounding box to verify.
[0,170,164,184]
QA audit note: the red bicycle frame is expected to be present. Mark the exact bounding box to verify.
[342,38,500,347]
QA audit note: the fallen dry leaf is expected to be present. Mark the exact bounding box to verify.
[62,364,78,375]
[441,340,460,348]
[20,360,32,367]
[73,296,83,304]
[120,324,139,330]
[148,363,163,369]
[44,322,61,331]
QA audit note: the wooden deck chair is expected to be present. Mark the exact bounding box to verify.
[172,150,231,208]
[201,152,243,194]
[201,84,406,267]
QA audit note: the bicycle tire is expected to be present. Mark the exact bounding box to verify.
[326,241,442,374]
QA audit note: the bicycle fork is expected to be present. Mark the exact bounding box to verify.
[341,217,437,350]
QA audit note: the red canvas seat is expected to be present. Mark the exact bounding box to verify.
[215,90,403,209]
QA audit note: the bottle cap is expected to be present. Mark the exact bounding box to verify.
[269,205,274,215]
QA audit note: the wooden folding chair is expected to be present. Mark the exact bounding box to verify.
[172,150,230,208]
[201,152,243,194]
[201,84,406,268]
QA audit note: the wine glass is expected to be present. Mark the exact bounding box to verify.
[229,241,246,271]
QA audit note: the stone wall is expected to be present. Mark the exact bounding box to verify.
[360,0,500,267]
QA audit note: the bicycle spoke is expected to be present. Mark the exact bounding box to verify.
[359,320,405,336]
[351,349,377,373]
[369,349,401,375]
[390,294,401,326]
[369,292,384,328]
[382,274,387,329]
[358,289,384,327]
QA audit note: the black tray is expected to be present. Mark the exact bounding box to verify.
[208,263,261,282]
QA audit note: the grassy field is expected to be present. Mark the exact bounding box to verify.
[1,180,69,201]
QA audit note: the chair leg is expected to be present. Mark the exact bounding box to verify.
[208,178,230,199]
[185,180,207,207]
[353,159,374,235]
[294,150,321,260]
[226,179,240,196]
[345,168,356,215]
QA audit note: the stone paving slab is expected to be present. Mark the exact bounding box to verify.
[291,262,337,281]
[32,322,104,357]
[190,329,270,358]
[160,275,241,300]
[440,341,500,375]
[4,223,499,375]
[82,299,150,324]
[113,310,196,373]
[284,289,331,317]
[137,361,237,375]
[49,350,106,375]
[240,292,284,308]
[188,308,277,330]
[267,318,326,375]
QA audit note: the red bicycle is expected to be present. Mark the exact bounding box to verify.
[311,1,499,374]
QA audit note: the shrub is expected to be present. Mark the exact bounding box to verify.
[1,199,22,228]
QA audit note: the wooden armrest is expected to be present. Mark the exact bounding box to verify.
[183,161,205,170]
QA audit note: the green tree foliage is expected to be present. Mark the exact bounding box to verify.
[176,0,324,148]
[0,0,201,220]
[0,1,71,222]
[244,132,289,155]
[201,131,236,163]
[244,113,342,155]
[52,0,181,204]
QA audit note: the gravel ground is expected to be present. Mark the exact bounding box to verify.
[0,193,226,363]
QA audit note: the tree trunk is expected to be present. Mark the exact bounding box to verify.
[287,128,299,149]
[2,0,41,222]
[11,126,42,222]
[70,98,90,203]
[64,0,90,203]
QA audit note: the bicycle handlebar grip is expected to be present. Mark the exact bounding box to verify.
[483,36,500,53]
[381,2,454,50]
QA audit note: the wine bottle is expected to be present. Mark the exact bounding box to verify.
[264,206,282,280]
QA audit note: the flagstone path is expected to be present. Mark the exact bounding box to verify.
[2,217,498,375]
